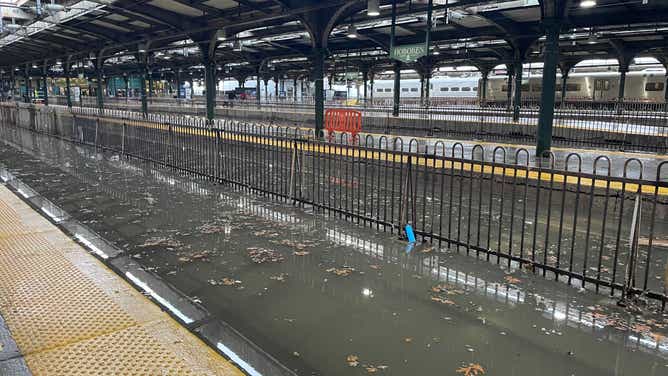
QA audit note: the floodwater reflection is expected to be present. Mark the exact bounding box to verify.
[1,127,667,375]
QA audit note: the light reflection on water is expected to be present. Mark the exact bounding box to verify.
[1,127,668,376]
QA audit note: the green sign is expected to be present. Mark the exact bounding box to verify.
[390,43,428,64]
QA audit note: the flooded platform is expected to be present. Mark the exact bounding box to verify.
[0,183,243,375]
[1,125,668,375]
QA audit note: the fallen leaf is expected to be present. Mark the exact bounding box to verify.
[504,276,521,284]
[293,251,310,256]
[456,363,485,376]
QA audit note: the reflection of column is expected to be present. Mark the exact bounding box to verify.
[560,71,569,106]
[481,70,489,106]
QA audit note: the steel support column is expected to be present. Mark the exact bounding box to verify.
[175,71,182,99]
[256,67,261,108]
[536,20,560,157]
[481,70,489,106]
[95,68,104,111]
[512,61,523,122]
[560,71,569,106]
[362,70,368,106]
[313,47,325,138]
[64,66,72,108]
[617,64,629,108]
[392,61,401,117]
[140,70,148,116]
[42,75,49,106]
[204,58,216,122]
[505,66,513,109]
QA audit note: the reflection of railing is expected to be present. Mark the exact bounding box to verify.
[1,103,667,308]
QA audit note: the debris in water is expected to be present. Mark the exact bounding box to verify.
[369,264,381,270]
[504,275,522,284]
[269,273,288,282]
[198,223,231,235]
[346,355,359,367]
[247,247,285,264]
[403,337,413,343]
[456,363,485,376]
[138,237,183,250]
[293,251,310,256]
[191,251,210,261]
[430,296,456,305]
[208,278,242,286]
[326,267,355,277]
[292,351,300,357]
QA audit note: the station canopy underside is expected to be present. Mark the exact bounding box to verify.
[2,0,668,80]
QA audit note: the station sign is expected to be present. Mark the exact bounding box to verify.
[390,43,428,64]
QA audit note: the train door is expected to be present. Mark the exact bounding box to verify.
[593,78,610,101]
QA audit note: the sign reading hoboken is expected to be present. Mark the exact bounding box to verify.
[390,43,428,63]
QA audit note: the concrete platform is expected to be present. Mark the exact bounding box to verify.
[0,184,243,376]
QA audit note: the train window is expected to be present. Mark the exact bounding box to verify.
[451,87,460,92]
[384,88,392,92]
[376,88,383,93]
[410,88,418,92]
[402,88,409,92]
[531,84,542,92]
[462,87,471,92]
[520,84,530,92]
[501,85,509,92]
[472,87,478,92]
[594,80,610,91]
[645,82,665,92]
[440,87,449,92]
[430,84,434,90]
[566,83,581,92]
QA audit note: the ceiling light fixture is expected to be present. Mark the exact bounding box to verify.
[580,0,596,8]
[367,0,380,17]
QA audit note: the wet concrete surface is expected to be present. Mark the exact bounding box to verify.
[1,128,668,375]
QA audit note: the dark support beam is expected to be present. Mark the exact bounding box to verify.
[65,67,72,108]
[617,58,631,110]
[313,47,326,137]
[94,56,104,111]
[24,66,31,103]
[42,63,49,106]
[536,20,561,158]
[512,61,523,122]
[392,61,401,117]
[176,70,182,99]
[204,57,216,121]
[141,71,148,115]
[481,69,489,106]
[124,74,129,101]
[256,66,262,108]
[369,72,374,105]
[505,65,513,109]
[148,72,154,98]
[362,69,369,105]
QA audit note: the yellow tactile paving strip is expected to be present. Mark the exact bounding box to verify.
[0,185,244,376]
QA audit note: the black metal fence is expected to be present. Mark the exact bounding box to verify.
[2,102,668,307]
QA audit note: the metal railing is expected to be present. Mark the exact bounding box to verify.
[32,95,668,153]
[1,102,667,307]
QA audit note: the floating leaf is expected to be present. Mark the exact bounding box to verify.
[456,363,485,376]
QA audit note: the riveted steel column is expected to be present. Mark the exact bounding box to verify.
[481,70,489,106]
[362,69,368,105]
[42,74,49,106]
[65,66,72,108]
[96,68,104,111]
[204,58,216,122]
[141,70,148,116]
[560,71,569,106]
[512,61,523,122]
[393,61,401,117]
[313,47,325,138]
[536,20,560,157]
[617,64,628,105]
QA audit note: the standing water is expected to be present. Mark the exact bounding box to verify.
[1,127,667,375]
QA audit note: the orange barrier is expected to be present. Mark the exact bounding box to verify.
[325,109,362,142]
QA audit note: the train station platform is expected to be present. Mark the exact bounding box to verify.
[0,184,242,375]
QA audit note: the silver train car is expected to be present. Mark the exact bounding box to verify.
[485,70,667,102]
[369,70,667,103]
